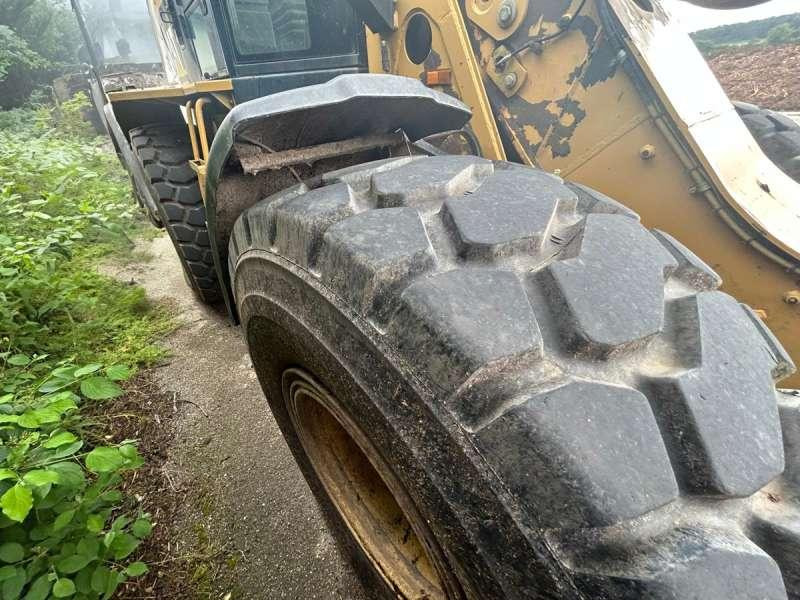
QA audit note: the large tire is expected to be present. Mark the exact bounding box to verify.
[735,101,800,181]
[229,155,798,598]
[129,124,221,304]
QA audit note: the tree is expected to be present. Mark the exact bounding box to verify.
[0,0,81,65]
[0,25,49,108]
[766,23,799,46]
[0,0,82,108]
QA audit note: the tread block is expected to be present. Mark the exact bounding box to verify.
[390,269,542,391]
[777,391,800,486]
[650,292,784,496]
[442,169,572,260]
[766,110,799,132]
[742,305,796,382]
[542,214,677,355]
[322,157,419,190]
[743,114,777,137]
[372,156,493,209]
[568,182,639,220]
[174,183,201,206]
[734,101,761,115]
[187,207,207,227]
[144,163,166,180]
[187,261,211,277]
[762,131,800,165]
[750,502,800,597]
[476,381,678,529]
[652,230,722,291]
[196,230,210,247]
[172,225,195,243]
[319,208,435,321]
[138,147,157,163]
[243,183,311,248]
[167,163,196,185]
[182,245,203,262]
[162,202,184,223]
[563,527,787,600]
[273,182,355,268]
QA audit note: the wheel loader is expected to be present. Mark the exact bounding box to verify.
[71,0,800,597]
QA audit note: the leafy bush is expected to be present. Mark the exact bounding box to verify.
[0,108,170,598]
[0,25,50,110]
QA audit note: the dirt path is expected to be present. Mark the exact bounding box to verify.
[110,234,368,599]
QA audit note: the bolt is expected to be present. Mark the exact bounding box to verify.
[497,0,516,28]
[784,290,800,305]
[503,72,518,89]
[640,144,656,160]
[558,13,573,29]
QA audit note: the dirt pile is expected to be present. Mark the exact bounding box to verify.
[708,43,800,111]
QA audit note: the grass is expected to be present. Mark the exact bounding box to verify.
[0,95,172,599]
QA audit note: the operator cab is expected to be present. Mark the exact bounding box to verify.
[159,0,367,102]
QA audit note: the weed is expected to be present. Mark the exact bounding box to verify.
[0,100,170,598]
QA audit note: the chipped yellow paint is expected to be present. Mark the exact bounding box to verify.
[462,0,799,385]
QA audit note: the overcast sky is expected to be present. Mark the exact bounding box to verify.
[669,0,799,31]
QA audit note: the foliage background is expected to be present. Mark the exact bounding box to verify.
[0,97,170,598]
[0,0,82,108]
[692,12,800,56]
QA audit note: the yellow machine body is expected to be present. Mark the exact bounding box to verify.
[103,0,800,386]
[369,0,800,386]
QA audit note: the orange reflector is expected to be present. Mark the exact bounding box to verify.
[424,69,452,86]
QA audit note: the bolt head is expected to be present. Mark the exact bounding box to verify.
[503,72,518,89]
[640,144,656,160]
[497,1,516,28]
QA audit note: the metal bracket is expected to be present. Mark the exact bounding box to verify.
[489,46,527,97]
[466,0,528,41]
[345,0,396,34]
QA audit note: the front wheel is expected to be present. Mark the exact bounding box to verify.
[230,156,798,598]
[129,124,221,304]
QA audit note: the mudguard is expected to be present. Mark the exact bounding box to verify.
[205,73,472,319]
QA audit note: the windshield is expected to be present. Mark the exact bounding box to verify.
[75,0,161,67]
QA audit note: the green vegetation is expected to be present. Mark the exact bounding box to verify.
[692,13,800,56]
[0,0,82,109]
[0,98,170,598]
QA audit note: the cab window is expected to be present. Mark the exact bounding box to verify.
[223,0,359,61]
[185,0,228,77]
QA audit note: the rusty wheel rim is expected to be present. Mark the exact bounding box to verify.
[283,368,449,600]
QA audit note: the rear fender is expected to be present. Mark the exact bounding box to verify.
[205,73,472,319]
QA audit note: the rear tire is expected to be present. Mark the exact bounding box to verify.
[230,156,798,598]
[735,101,800,181]
[129,124,221,304]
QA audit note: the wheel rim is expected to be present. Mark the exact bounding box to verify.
[283,369,448,600]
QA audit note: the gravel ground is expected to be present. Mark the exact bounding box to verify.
[109,234,368,600]
[709,43,800,111]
